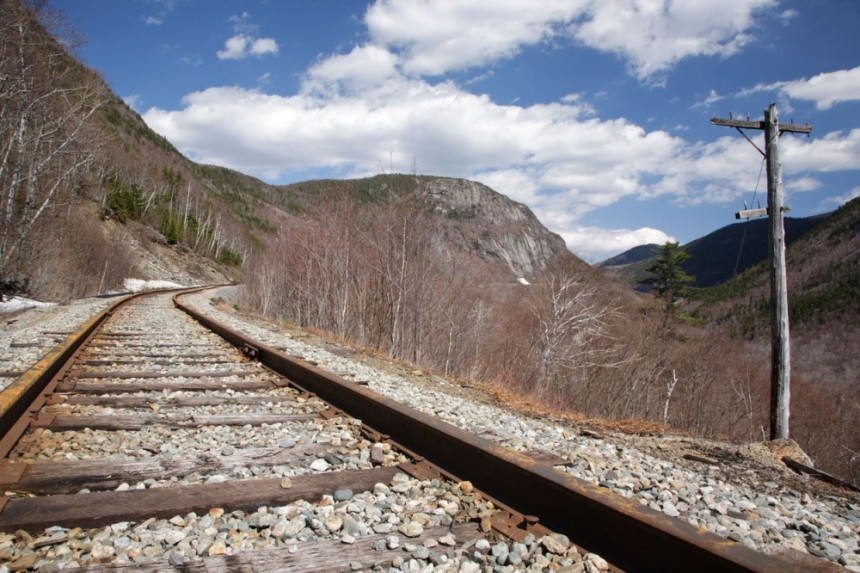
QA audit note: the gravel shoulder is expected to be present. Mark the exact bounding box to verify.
[0,296,123,391]
[182,286,860,570]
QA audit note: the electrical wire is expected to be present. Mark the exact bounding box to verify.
[733,156,767,278]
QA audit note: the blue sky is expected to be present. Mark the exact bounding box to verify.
[54,0,860,262]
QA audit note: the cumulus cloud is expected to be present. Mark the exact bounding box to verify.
[780,67,860,109]
[305,45,400,94]
[740,67,860,109]
[217,13,279,60]
[561,226,674,262]
[363,0,775,82]
[782,128,860,172]
[570,0,776,83]
[217,35,279,60]
[365,0,579,76]
[144,78,682,210]
[818,187,860,210]
[786,176,821,193]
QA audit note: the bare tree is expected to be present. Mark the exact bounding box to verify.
[0,1,106,282]
[528,271,625,403]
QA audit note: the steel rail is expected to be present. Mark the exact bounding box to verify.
[0,297,126,457]
[0,288,210,457]
[174,292,825,573]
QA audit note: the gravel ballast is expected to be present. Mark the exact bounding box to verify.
[0,286,857,571]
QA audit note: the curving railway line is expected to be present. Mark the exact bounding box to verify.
[0,288,842,571]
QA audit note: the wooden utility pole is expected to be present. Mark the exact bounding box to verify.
[711,104,812,440]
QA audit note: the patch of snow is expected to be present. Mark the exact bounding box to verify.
[123,278,184,293]
[517,277,531,285]
[0,296,56,313]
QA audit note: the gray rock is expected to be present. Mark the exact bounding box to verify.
[491,541,510,564]
[662,502,681,517]
[342,515,362,536]
[167,550,184,566]
[541,533,570,555]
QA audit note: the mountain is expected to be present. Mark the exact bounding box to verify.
[269,175,574,279]
[598,215,827,288]
[696,195,860,335]
[0,1,575,301]
[598,244,659,268]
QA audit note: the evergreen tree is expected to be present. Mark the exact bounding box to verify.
[638,241,696,316]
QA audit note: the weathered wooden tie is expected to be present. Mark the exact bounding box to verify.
[0,443,330,494]
[0,466,400,532]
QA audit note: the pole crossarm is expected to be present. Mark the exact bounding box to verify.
[710,117,813,135]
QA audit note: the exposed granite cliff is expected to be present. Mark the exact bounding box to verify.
[420,177,574,278]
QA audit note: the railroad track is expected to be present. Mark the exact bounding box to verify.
[0,289,835,571]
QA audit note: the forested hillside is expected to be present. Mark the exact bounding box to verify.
[0,0,278,299]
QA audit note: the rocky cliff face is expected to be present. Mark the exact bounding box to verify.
[420,177,574,278]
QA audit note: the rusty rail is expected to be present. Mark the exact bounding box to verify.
[174,292,825,573]
[0,287,209,457]
[0,299,123,457]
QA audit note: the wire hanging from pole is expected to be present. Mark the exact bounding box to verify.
[733,156,767,278]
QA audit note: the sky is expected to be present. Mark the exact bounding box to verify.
[53,0,860,262]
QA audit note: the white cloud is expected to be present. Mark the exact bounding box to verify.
[217,35,250,60]
[740,66,860,109]
[782,128,860,172]
[693,89,724,109]
[123,94,142,110]
[365,0,580,76]
[820,187,860,210]
[570,0,776,82]
[363,0,775,82]
[144,77,682,213]
[217,13,279,60]
[561,226,674,262]
[250,38,278,56]
[786,176,821,193]
[636,127,860,208]
[305,45,400,94]
[217,35,279,60]
[781,67,860,110]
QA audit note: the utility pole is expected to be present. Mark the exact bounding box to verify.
[711,104,812,440]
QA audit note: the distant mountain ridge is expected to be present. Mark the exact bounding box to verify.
[598,215,828,288]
